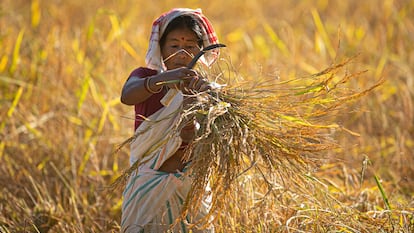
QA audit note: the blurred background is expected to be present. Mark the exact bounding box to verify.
[1,0,413,232]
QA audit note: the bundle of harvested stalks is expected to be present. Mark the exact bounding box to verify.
[176,57,383,227]
[113,56,383,230]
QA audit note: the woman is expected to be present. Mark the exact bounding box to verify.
[120,8,220,232]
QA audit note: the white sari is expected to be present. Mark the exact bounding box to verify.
[121,90,212,233]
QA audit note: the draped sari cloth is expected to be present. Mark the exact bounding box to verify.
[121,8,219,233]
[121,90,212,232]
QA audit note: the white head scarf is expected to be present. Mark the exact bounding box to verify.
[145,8,220,71]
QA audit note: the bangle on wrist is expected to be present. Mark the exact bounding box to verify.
[144,77,162,94]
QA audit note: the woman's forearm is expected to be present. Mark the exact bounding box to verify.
[120,75,164,105]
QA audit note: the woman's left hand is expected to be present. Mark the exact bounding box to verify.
[180,73,211,94]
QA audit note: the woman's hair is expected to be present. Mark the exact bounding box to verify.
[160,15,203,48]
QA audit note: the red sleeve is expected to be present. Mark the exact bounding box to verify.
[128,67,166,130]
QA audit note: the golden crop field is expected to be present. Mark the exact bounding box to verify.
[1,0,413,232]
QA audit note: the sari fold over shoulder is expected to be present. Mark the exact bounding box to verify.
[129,89,182,167]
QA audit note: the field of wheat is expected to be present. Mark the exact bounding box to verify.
[1,0,413,232]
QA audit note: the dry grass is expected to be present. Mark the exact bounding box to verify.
[0,0,413,232]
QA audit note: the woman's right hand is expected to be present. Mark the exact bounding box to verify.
[160,67,195,89]
[161,67,211,94]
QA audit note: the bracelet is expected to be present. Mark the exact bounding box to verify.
[144,77,162,94]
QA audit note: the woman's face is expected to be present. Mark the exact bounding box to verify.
[161,27,201,70]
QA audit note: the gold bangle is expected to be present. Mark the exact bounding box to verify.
[144,77,162,94]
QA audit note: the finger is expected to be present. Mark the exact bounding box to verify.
[188,76,199,89]
[181,80,193,94]
[182,69,197,79]
[196,78,210,90]
[199,82,212,92]
[194,78,205,90]
[179,80,185,91]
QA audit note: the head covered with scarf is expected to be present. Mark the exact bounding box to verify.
[145,8,220,71]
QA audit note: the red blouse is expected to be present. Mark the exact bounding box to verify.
[128,67,166,130]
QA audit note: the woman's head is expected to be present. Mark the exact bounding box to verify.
[160,16,203,70]
[160,15,203,49]
[145,8,220,71]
